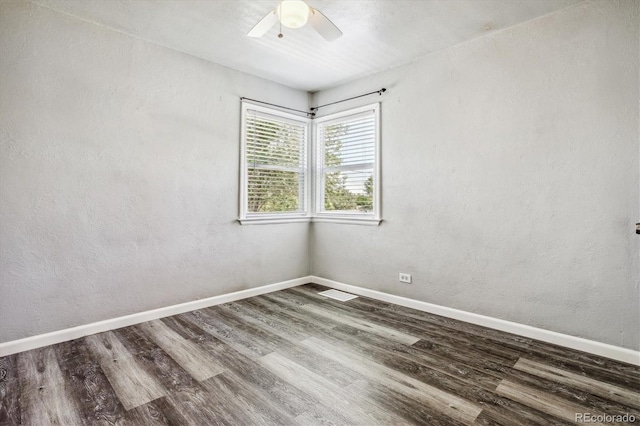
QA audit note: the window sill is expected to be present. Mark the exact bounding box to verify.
[312,216,382,226]
[237,217,311,225]
[237,216,382,226]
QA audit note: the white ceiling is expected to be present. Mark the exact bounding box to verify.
[33,0,582,92]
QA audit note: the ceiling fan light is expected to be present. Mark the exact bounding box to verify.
[277,0,310,29]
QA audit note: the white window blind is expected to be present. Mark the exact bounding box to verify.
[315,104,380,219]
[242,105,309,218]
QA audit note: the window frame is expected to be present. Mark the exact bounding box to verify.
[238,101,312,225]
[312,103,381,225]
[238,101,381,226]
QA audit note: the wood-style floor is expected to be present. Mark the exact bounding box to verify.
[1,283,639,425]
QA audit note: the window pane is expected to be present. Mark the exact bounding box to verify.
[323,116,375,167]
[316,105,378,217]
[324,169,373,212]
[246,116,306,169]
[247,117,305,167]
[243,106,308,217]
[248,169,303,213]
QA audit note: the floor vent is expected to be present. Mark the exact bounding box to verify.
[318,289,358,302]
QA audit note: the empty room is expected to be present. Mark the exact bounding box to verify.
[1,0,639,424]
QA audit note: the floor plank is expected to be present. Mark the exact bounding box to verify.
[513,358,640,409]
[299,336,484,424]
[137,319,225,381]
[0,355,21,425]
[495,380,608,425]
[17,347,84,425]
[173,314,321,418]
[54,338,128,425]
[114,326,206,397]
[180,309,273,359]
[259,351,409,426]
[124,396,190,425]
[199,372,295,426]
[86,332,166,410]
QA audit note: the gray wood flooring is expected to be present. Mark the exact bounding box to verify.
[1,283,639,425]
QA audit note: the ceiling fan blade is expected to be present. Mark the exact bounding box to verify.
[309,8,342,41]
[247,10,278,37]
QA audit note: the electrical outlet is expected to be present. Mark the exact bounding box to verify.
[399,273,412,283]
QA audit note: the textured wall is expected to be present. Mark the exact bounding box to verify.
[311,0,639,350]
[2,0,638,350]
[0,2,310,343]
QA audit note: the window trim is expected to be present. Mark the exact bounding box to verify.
[238,101,382,226]
[238,101,312,224]
[312,103,381,225]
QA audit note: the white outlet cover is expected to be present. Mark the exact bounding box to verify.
[399,273,412,283]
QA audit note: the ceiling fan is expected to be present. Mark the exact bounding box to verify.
[247,0,343,41]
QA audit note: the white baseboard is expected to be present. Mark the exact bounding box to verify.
[0,276,311,357]
[3,274,638,366]
[310,276,640,366]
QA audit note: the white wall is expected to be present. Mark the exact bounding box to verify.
[0,1,309,343]
[2,0,638,351]
[311,0,639,350]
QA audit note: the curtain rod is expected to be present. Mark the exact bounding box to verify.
[309,88,386,112]
[241,87,387,118]
[240,97,315,117]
